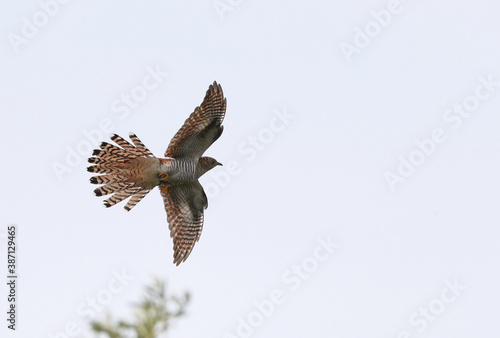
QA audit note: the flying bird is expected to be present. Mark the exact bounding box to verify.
[87,81,226,265]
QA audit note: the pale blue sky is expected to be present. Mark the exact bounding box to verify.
[1,1,500,337]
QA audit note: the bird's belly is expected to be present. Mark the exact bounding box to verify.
[159,158,197,183]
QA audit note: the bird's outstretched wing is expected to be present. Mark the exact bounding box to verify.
[165,81,226,159]
[159,181,208,265]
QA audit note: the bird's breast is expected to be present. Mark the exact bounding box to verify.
[159,158,197,183]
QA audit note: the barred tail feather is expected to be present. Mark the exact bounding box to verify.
[124,189,151,212]
[103,187,142,208]
[98,142,136,159]
[128,132,153,156]
[88,133,156,211]
[89,174,129,185]
[110,133,145,157]
[87,164,126,175]
[93,181,134,197]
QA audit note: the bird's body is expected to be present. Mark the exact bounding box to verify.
[159,158,200,182]
[87,82,226,265]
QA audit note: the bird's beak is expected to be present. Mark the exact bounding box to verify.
[217,162,223,166]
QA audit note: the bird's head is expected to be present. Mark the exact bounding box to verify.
[197,156,222,177]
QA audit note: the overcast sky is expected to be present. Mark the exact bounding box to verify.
[2,1,500,337]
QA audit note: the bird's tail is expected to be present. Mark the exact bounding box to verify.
[87,132,156,211]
